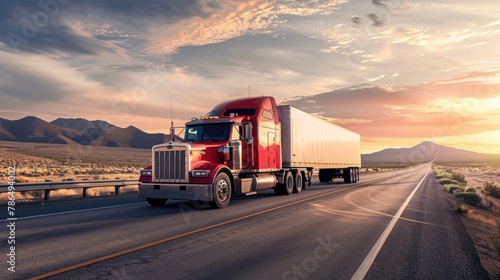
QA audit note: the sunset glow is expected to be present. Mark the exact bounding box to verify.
[1,0,499,154]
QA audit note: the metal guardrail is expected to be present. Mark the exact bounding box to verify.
[0,179,138,201]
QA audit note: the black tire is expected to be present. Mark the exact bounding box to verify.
[210,172,231,209]
[353,169,358,183]
[284,172,294,195]
[319,169,327,183]
[293,171,303,193]
[343,168,352,183]
[146,198,167,206]
[274,184,284,195]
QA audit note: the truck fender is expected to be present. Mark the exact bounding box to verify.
[191,161,234,190]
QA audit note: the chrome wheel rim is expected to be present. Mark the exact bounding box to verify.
[216,179,229,201]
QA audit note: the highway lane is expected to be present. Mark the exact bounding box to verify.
[0,196,146,222]
[0,164,488,279]
[364,169,489,280]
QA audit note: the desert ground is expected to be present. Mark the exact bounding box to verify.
[434,163,500,279]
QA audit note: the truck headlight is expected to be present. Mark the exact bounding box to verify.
[191,170,209,177]
[141,170,152,176]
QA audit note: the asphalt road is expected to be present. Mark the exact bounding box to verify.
[0,164,489,279]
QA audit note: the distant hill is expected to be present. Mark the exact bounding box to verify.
[51,117,114,132]
[0,116,80,145]
[362,141,500,164]
[0,116,173,149]
[51,117,170,148]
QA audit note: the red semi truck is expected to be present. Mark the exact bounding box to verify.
[138,96,360,208]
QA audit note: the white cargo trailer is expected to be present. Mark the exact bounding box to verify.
[277,105,361,183]
[138,96,362,209]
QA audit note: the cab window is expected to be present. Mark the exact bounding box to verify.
[223,108,256,116]
[262,109,274,120]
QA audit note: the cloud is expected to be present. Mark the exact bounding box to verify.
[0,2,115,55]
[285,71,500,139]
[0,0,206,56]
[147,0,280,55]
[278,0,348,16]
[0,50,106,101]
[0,0,349,58]
[484,20,500,28]
[144,0,351,56]
[71,0,203,18]
[435,68,500,85]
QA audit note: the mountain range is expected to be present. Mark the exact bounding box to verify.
[0,116,172,149]
[362,141,500,164]
[1,116,499,163]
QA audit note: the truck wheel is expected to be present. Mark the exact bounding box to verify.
[284,171,294,195]
[146,198,167,206]
[293,171,303,193]
[210,172,231,209]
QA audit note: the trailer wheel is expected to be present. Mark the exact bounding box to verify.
[210,172,231,209]
[319,169,327,183]
[284,171,294,195]
[343,168,352,183]
[146,198,167,206]
[293,171,303,193]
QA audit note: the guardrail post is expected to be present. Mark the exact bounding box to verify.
[83,187,88,198]
[44,189,51,201]
[114,186,120,195]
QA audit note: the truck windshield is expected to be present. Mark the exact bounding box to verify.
[185,123,231,142]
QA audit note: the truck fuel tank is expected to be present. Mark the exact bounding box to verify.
[250,173,277,191]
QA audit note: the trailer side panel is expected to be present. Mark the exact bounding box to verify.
[277,105,361,169]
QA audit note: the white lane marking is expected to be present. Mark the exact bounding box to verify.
[0,202,145,222]
[351,168,430,280]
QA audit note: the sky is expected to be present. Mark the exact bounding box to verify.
[0,0,499,154]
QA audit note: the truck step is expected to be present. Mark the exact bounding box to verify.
[235,191,258,197]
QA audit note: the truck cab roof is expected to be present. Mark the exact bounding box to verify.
[205,96,280,124]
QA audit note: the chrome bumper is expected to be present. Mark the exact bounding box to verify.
[139,183,213,201]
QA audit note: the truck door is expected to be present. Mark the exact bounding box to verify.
[268,131,277,168]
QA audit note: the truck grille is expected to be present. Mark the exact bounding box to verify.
[153,145,189,183]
